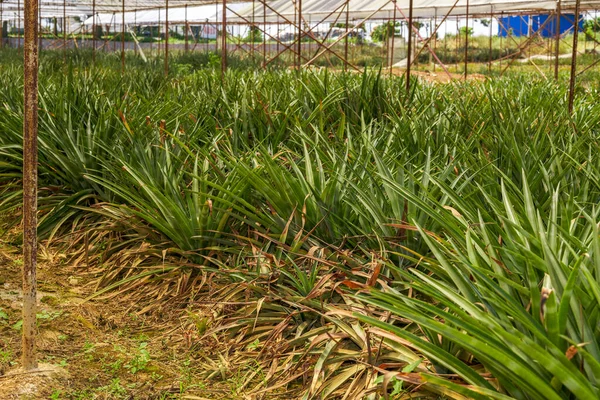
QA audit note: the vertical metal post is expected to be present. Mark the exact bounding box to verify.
[165,0,169,76]
[568,0,581,114]
[464,0,469,80]
[262,0,266,67]
[185,4,189,53]
[406,0,413,96]
[222,0,227,75]
[297,0,302,71]
[18,0,21,48]
[121,0,125,73]
[390,0,397,76]
[554,1,561,80]
[489,7,493,74]
[434,8,438,72]
[251,0,255,58]
[37,5,41,50]
[92,0,96,62]
[63,0,66,59]
[112,12,116,52]
[344,0,350,72]
[0,1,3,49]
[23,0,39,372]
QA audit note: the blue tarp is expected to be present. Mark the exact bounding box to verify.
[498,14,583,37]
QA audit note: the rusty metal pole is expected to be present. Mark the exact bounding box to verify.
[406,0,413,96]
[222,0,227,75]
[185,4,189,53]
[390,1,397,76]
[63,0,66,60]
[464,0,469,80]
[37,5,41,50]
[297,0,302,71]
[23,0,39,372]
[262,0,266,67]
[0,1,3,50]
[568,0,581,114]
[251,0,254,58]
[18,0,21,48]
[92,0,96,62]
[554,0,561,80]
[112,12,116,52]
[433,8,438,72]
[121,0,125,73]
[489,7,493,74]
[344,0,349,72]
[165,0,169,75]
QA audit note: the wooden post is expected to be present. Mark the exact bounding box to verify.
[568,0,581,114]
[554,1,561,80]
[23,0,40,372]
[165,0,169,75]
[406,0,413,95]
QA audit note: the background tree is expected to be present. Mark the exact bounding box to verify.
[243,26,263,43]
[371,21,401,43]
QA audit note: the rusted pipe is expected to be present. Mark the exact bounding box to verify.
[165,0,169,75]
[23,0,40,372]
[568,0,581,114]
[406,0,413,95]
[222,0,227,75]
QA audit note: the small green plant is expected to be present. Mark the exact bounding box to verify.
[125,342,151,374]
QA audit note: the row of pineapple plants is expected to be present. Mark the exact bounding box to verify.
[1,49,600,398]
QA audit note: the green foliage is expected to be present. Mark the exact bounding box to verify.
[371,21,401,42]
[242,26,263,43]
[1,48,600,399]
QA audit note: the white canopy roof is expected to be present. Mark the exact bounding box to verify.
[1,1,599,22]
[230,0,600,23]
